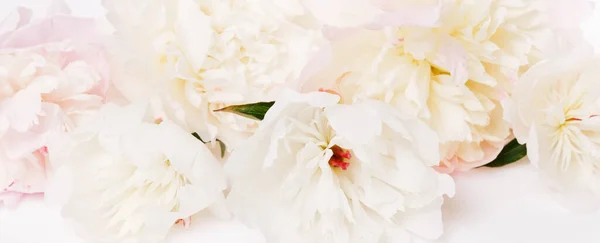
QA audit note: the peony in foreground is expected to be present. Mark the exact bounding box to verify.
[47,103,227,243]
[225,90,454,243]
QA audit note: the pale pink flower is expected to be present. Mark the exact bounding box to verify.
[0,5,109,206]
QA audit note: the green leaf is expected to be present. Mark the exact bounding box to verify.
[217,139,226,158]
[191,132,227,158]
[214,101,275,121]
[484,139,527,168]
[191,132,205,143]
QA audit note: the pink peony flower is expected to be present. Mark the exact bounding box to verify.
[0,5,109,206]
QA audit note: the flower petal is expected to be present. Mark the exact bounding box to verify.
[175,0,212,72]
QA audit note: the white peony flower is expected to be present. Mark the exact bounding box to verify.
[102,0,325,151]
[225,90,454,243]
[302,0,585,173]
[505,51,600,212]
[47,103,227,243]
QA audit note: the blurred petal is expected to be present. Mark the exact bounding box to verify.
[175,0,212,72]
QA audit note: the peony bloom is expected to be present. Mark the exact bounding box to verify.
[504,51,600,212]
[48,103,227,243]
[226,90,454,243]
[302,0,589,173]
[102,0,325,151]
[0,6,109,206]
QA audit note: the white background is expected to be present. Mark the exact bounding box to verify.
[1,1,600,243]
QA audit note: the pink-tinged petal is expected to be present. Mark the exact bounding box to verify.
[4,75,60,132]
[0,147,49,198]
[453,141,504,172]
[5,159,48,194]
[47,0,71,16]
[0,191,25,207]
[0,7,32,41]
[322,26,363,41]
[44,58,105,101]
[302,0,384,28]
[4,90,43,132]
[434,157,458,174]
[546,0,595,30]
[429,36,469,85]
[45,45,110,100]
[370,1,441,27]
[26,102,64,135]
[0,192,45,208]
[54,94,104,114]
[0,129,46,160]
[0,15,99,49]
[436,137,510,174]
[0,104,8,134]
[80,48,110,98]
[1,103,62,160]
[297,44,333,89]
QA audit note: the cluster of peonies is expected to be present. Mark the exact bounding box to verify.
[0,0,597,242]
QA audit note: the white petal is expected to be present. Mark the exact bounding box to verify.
[400,198,445,239]
[175,0,212,72]
[326,103,382,144]
[302,0,382,27]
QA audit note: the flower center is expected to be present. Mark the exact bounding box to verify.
[329,145,351,170]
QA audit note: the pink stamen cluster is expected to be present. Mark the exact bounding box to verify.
[329,145,351,170]
[38,146,49,157]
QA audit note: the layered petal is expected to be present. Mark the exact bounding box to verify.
[0,4,109,206]
[507,52,600,212]
[103,0,326,152]
[49,102,227,243]
[300,0,584,173]
[226,90,454,243]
